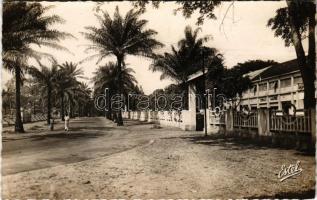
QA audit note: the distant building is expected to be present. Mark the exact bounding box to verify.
[240,59,304,110]
[183,58,305,111]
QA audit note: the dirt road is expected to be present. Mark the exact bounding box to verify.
[2,117,166,175]
[2,117,315,199]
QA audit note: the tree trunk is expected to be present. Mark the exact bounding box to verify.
[116,55,124,126]
[33,102,36,115]
[287,0,316,109]
[106,106,113,120]
[76,102,80,117]
[14,66,24,133]
[69,101,73,118]
[308,3,316,68]
[61,93,65,121]
[47,86,52,125]
[68,101,71,117]
[107,91,113,120]
[307,2,316,109]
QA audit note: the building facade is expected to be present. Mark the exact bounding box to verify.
[239,59,304,110]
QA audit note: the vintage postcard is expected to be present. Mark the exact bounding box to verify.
[2,0,316,199]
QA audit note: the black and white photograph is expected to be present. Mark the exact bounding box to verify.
[1,0,317,199]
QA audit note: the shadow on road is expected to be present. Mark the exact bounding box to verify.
[245,189,315,199]
[123,119,154,127]
[29,132,106,141]
[166,134,315,156]
[69,126,114,131]
[2,126,114,142]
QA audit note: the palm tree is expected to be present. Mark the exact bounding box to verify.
[92,62,139,120]
[177,26,211,61]
[55,62,83,121]
[3,2,72,132]
[151,46,191,83]
[82,6,163,125]
[150,26,214,83]
[64,82,92,118]
[93,62,138,94]
[151,26,222,110]
[28,64,59,125]
[74,82,92,117]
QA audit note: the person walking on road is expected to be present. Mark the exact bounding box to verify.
[65,114,70,132]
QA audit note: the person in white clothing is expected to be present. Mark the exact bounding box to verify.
[64,114,70,132]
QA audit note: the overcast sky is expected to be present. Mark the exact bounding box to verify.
[2,1,307,94]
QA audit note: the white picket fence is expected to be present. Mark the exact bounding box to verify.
[270,109,312,133]
[233,110,258,128]
[122,108,315,135]
[3,113,48,125]
[122,110,192,130]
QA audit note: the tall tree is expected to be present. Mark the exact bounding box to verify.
[28,64,59,125]
[55,62,83,121]
[151,46,192,83]
[135,1,316,109]
[132,1,221,25]
[82,6,163,125]
[268,0,316,109]
[93,62,138,95]
[208,64,252,101]
[151,26,222,110]
[92,62,139,119]
[3,2,71,132]
[74,82,93,117]
[151,26,218,83]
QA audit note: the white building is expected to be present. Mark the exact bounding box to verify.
[239,59,304,110]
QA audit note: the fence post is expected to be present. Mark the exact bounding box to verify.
[185,83,196,131]
[258,109,270,142]
[147,111,152,122]
[258,109,269,136]
[226,109,234,133]
[204,109,209,133]
[139,111,146,121]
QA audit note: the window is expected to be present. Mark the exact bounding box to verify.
[269,81,278,91]
[260,97,267,102]
[250,85,257,95]
[269,106,278,111]
[293,76,303,85]
[251,106,257,111]
[259,83,267,91]
[280,78,291,88]
[270,95,278,101]
[249,87,253,93]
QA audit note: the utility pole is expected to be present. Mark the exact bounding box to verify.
[202,50,208,137]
